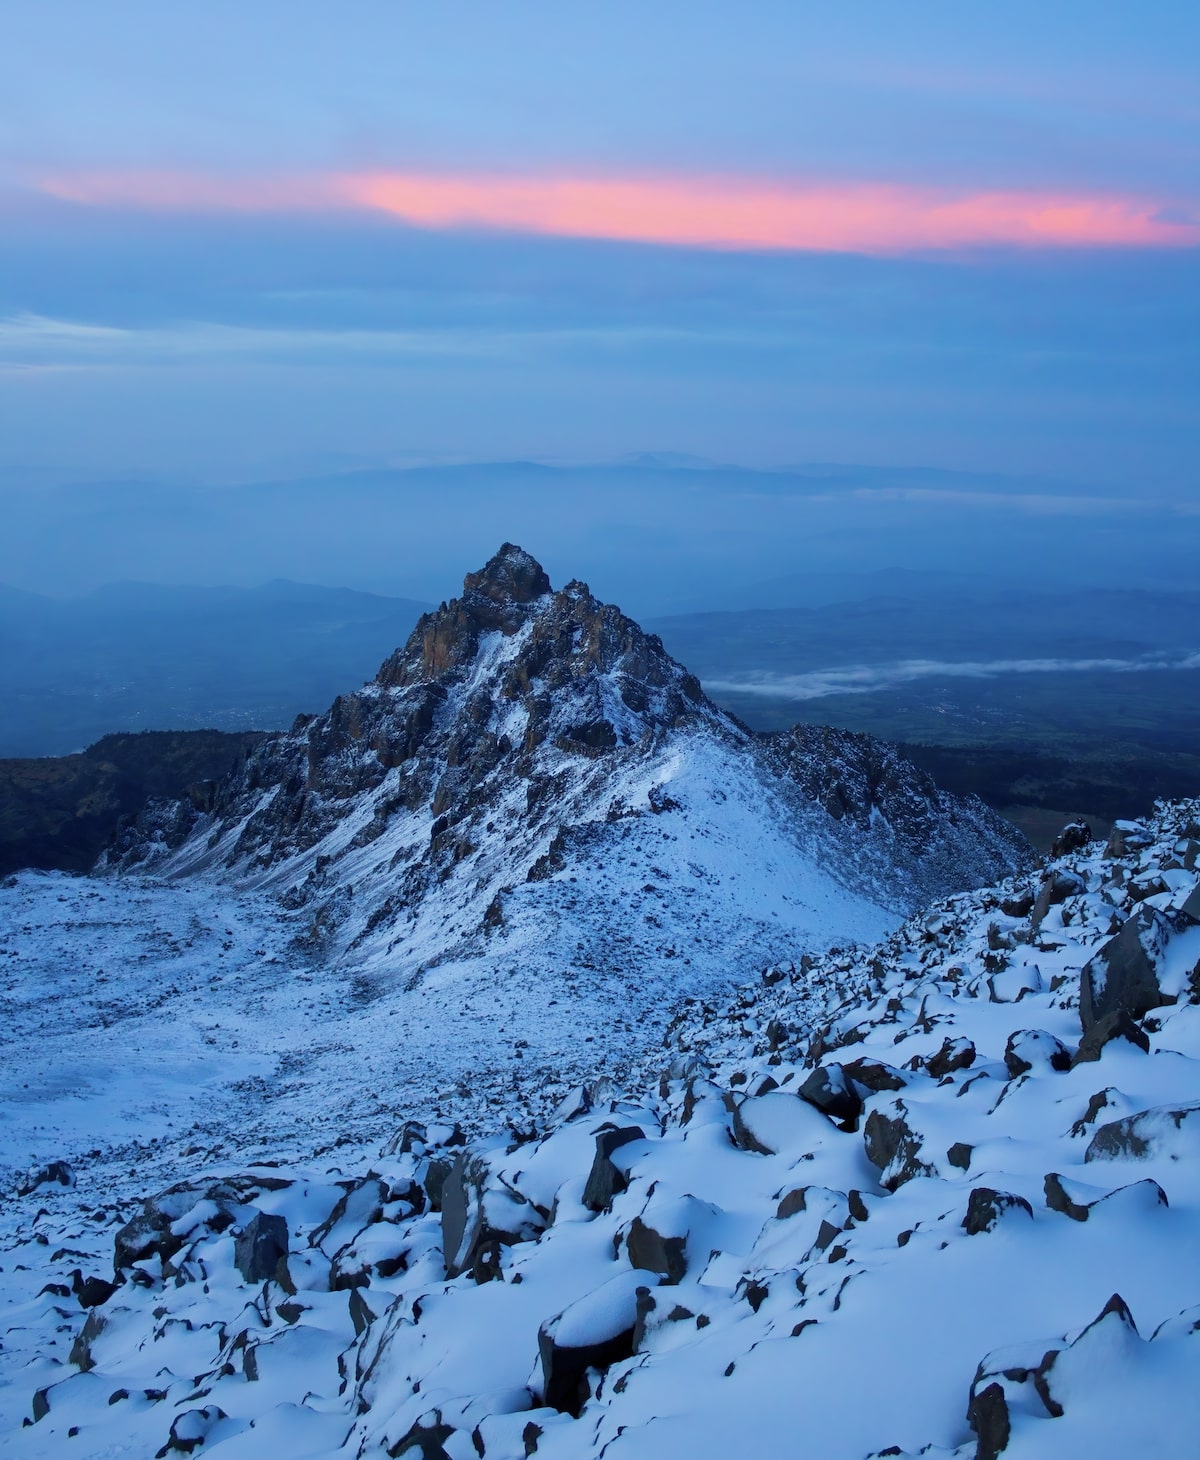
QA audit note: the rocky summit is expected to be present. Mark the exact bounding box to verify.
[108,543,1027,987]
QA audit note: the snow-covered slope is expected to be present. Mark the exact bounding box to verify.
[5,798,1199,1458]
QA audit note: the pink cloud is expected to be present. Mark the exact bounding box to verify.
[37,169,1200,253]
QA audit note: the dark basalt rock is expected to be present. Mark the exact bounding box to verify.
[1085,1101,1200,1163]
[962,1187,1033,1235]
[1071,1010,1150,1065]
[926,1037,976,1079]
[1051,820,1093,857]
[582,1127,645,1213]
[842,1057,907,1093]
[798,1063,863,1125]
[158,1405,227,1456]
[441,1149,544,1280]
[1079,906,1177,1032]
[863,1103,934,1191]
[625,1215,688,1285]
[1044,1172,1168,1223]
[538,1277,656,1416]
[389,1414,456,1459]
[967,1381,1011,1460]
[1030,869,1086,929]
[234,1212,288,1284]
[69,1309,107,1370]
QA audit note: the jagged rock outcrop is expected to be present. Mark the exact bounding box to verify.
[104,546,1030,998]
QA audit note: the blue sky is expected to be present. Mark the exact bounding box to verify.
[0,2,1197,494]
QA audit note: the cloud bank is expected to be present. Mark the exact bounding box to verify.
[708,652,1200,701]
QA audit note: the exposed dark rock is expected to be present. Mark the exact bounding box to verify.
[798,1063,863,1125]
[234,1212,288,1284]
[626,1216,688,1286]
[863,1103,934,1191]
[69,1309,107,1370]
[441,1149,544,1280]
[17,1160,74,1196]
[842,1058,907,1093]
[1051,821,1093,857]
[1085,1101,1200,1163]
[1080,905,1177,1031]
[1030,869,1086,929]
[1044,1172,1167,1222]
[962,1187,1033,1235]
[157,1405,227,1456]
[538,1276,657,1416]
[390,1414,456,1459]
[72,1270,119,1308]
[582,1127,646,1213]
[947,1142,974,1171]
[926,1037,976,1079]
[1071,1010,1150,1065]
[966,1380,1011,1460]
[999,889,1035,919]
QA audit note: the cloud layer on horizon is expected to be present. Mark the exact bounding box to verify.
[709,653,1200,702]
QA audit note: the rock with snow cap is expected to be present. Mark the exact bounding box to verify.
[538,1270,661,1415]
[1079,904,1179,1031]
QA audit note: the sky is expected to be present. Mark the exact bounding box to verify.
[0,3,1197,516]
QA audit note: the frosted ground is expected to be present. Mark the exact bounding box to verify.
[2,801,1199,1458]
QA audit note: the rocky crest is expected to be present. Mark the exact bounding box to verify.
[107,545,1030,981]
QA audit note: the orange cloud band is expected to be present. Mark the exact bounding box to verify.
[37,169,1200,253]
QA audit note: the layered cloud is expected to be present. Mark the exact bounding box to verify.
[34,170,1200,254]
[709,652,1200,701]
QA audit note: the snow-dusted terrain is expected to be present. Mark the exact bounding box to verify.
[6,546,1197,1457]
[4,789,1199,1458]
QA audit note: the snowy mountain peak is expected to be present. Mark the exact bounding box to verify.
[102,546,1030,1122]
[374,543,711,749]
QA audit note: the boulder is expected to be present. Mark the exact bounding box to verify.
[1051,821,1092,857]
[114,1201,185,1274]
[841,1057,906,1093]
[538,1271,660,1415]
[442,1149,545,1279]
[581,1127,645,1212]
[926,1037,976,1079]
[1071,1010,1150,1065]
[1104,822,1151,858]
[389,1414,455,1459]
[797,1063,863,1125]
[962,1187,1033,1235]
[999,889,1035,919]
[234,1212,288,1284]
[966,1381,1011,1460]
[18,1159,74,1196]
[624,1195,714,1284]
[1004,1029,1072,1078]
[1085,1101,1200,1164]
[71,1270,119,1308]
[863,1103,934,1191]
[1079,905,1176,1031]
[732,1092,832,1157]
[1030,869,1086,929]
[1044,1172,1167,1223]
[68,1309,107,1371]
[160,1405,228,1455]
